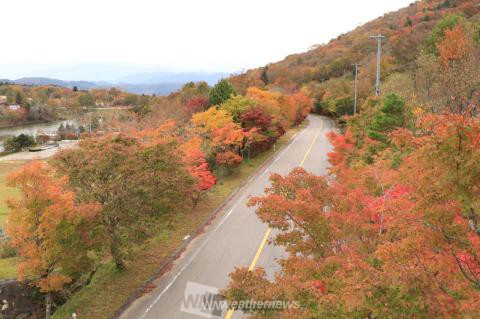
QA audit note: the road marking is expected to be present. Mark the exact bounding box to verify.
[225,307,235,319]
[247,227,272,271]
[225,119,325,319]
[139,207,237,319]
[300,120,324,167]
[138,123,311,319]
[138,118,326,319]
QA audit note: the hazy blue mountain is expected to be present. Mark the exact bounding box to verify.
[6,77,190,95]
[14,77,106,90]
[2,64,230,83]
[24,64,166,82]
[1,63,231,95]
[117,71,229,85]
[1,65,230,95]
[116,83,184,95]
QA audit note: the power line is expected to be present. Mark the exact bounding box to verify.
[369,33,385,96]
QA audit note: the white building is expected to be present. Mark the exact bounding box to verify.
[7,104,21,110]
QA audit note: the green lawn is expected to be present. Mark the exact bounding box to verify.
[0,257,18,280]
[0,160,24,280]
[0,161,23,228]
[52,125,303,319]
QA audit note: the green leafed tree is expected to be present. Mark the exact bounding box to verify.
[78,93,95,107]
[208,79,235,106]
[219,95,255,122]
[368,93,410,142]
[4,134,36,152]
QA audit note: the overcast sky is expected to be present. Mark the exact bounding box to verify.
[1,0,412,80]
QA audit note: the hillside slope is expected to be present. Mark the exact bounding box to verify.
[230,0,480,106]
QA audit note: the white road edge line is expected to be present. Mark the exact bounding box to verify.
[140,207,236,319]
[138,120,316,319]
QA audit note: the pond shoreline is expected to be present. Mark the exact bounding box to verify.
[0,119,58,129]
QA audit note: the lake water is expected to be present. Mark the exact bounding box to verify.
[0,120,77,151]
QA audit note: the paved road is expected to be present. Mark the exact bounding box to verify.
[119,115,334,319]
[0,140,77,162]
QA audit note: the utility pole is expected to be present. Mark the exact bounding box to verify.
[353,63,360,115]
[369,33,385,96]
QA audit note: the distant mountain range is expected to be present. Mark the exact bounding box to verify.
[1,71,229,95]
[117,71,229,85]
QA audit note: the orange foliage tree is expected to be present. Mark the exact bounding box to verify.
[246,87,311,130]
[436,24,469,65]
[223,111,480,318]
[51,134,194,270]
[215,151,243,175]
[6,162,100,319]
[190,107,246,167]
[180,137,216,206]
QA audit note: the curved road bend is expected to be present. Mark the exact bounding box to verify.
[119,115,334,319]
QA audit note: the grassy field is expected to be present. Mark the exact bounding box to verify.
[0,161,23,228]
[0,160,24,280]
[51,124,304,319]
[0,257,18,280]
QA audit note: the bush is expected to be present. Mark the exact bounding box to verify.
[333,97,355,117]
[64,133,78,140]
[37,134,50,144]
[215,151,242,175]
[4,134,36,152]
[0,238,16,258]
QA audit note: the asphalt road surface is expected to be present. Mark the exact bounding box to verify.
[0,140,77,161]
[119,115,334,319]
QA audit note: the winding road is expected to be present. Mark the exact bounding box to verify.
[118,115,334,319]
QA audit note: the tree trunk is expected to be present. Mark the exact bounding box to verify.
[110,231,125,270]
[192,192,201,208]
[45,292,52,319]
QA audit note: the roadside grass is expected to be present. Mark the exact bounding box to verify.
[51,125,303,319]
[0,257,18,280]
[0,161,23,228]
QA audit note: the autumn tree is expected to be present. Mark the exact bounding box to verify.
[246,87,311,130]
[190,107,246,165]
[283,92,313,126]
[436,24,469,65]
[215,151,242,175]
[211,123,245,155]
[51,134,194,269]
[240,107,272,132]
[186,96,209,114]
[416,15,480,114]
[180,137,216,206]
[225,129,480,317]
[191,107,234,138]
[240,108,277,156]
[427,14,463,55]
[219,95,255,122]
[6,162,100,319]
[78,93,95,107]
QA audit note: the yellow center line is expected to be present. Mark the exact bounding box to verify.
[225,120,324,319]
[247,227,272,271]
[299,127,322,167]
